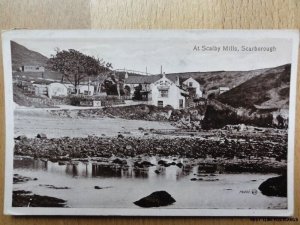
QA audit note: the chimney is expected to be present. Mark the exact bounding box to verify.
[176,76,180,86]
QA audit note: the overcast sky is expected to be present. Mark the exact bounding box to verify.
[14,36,292,74]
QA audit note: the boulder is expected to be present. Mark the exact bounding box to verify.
[36,133,47,139]
[258,175,287,197]
[112,158,127,165]
[176,162,183,168]
[158,160,167,166]
[134,161,154,168]
[134,191,176,207]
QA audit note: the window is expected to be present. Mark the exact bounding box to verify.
[158,101,163,107]
[84,90,91,95]
[179,99,184,108]
[189,82,193,87]
[160,90,168,97]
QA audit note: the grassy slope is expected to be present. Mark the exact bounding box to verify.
[11,41,48,71]
[217,64,291,109]
[167,68,272,91]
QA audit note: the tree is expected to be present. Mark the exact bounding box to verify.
[47,49,112,93]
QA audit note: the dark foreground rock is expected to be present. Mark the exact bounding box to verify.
[258,175,287,197]
[13,190,67,207]
[134,191,176,207]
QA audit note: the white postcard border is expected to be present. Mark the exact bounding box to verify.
[2,29,299,217]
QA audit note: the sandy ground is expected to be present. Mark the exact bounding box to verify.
[14,108,176,138]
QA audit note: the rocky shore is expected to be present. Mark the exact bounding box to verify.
[13,174,67,207]
[14,131,287,174]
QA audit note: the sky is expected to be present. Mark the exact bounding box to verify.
[13,36,292,74]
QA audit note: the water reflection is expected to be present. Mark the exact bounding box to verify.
[66,164,79,177]
[92,164,122,177]
[14,157,195,181]
[14,158,48,170]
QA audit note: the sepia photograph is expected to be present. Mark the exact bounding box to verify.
[2,30,298,216]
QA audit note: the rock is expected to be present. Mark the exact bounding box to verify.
[134,191,176,207]
[39,184,70,189]
[94,186,102,189]
[12,191,66,207]
[158,160,167,166]
[190,178,197,181]
[154,170,160,174]
[15,135,27,140]
[112,158,127,165]
[204,178,219,181]
[138,127,144,131]
[134,161,154,168]
[258,175,287,197]
[36,133,47,139]
[13,174,36,184]
[176,162,183,168]
[237,124,246,132]
[58,161,67,166]
[118,134,124,138]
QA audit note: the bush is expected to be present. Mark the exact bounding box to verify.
[69,95,93,106]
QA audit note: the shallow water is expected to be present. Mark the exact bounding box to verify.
[13,158,287,209]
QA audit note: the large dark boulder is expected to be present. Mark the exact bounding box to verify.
[258,175,287,197]
[134,191,176,207]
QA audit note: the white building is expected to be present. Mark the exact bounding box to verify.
[77,85,94,96]
[151,74,187,109]
[124,75,154,98]
[21,65,45,72]
[47,83,68,98]
[182,77,202,98]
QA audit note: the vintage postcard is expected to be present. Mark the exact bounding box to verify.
[2,30,299,216]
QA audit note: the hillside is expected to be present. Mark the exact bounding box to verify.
[11,41,48,71]
[11,41,66,81]
[217,64,291,110]
[167,68,272,91]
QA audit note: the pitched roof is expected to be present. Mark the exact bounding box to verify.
[125,75,161,84]
[125,74,181,84]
